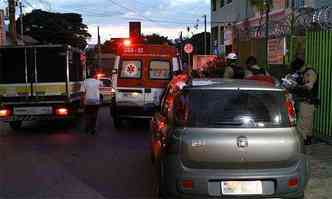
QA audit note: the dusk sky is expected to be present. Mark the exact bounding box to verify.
[1,0,211,44]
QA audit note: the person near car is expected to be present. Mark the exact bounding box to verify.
[244,56,275,85]
[80,70,103,134]
[223,53,245,79]
[290,58,319,145]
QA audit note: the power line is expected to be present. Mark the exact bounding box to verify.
[106,0,156,23]
[22,0,203,25]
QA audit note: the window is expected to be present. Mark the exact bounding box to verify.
[294,0,305,9]
[174,90,289,128]
[212,26,219,46]
[149,60,171,80]
[120,60,142,79]
[220,26,224,45]
[220,0,224,7]
[227,0,232,3]
[212,0,216,11]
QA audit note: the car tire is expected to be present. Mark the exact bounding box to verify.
[155,160,166,198]
[9,121,22,130]
[100,95,104,105]
[113,116,122,129]
[295,195,304,199]
[150,151,155,164]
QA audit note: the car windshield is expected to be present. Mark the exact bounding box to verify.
[174,89,289,128]
[101,79,112,87]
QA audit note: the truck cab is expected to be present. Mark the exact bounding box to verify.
[111,43,180,128]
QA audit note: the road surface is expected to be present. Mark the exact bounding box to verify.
[0,107,331,199]
[0,107,155,199]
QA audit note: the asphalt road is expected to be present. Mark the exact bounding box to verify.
[0,107,156,199]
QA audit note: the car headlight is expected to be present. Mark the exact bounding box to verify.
[131,92,140,97]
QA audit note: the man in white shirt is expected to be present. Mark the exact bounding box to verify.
[81,70,103,134]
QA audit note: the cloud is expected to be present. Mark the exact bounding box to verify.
[0,0,211,43]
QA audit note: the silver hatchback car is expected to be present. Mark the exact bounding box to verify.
[151,79,310,199]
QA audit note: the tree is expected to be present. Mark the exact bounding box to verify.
[17,9,91,49]
[143,33,172,45]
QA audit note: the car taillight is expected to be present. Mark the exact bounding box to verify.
[288,177,299,188]
[0,109,11,117]
[157,120,166,132]
[285,94,296,127]
[55,108,69,116]
[181,180,193,189]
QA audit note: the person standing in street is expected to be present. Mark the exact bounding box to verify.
[223,53,244,79]
[290,58,319,145]
[244,56,275,85]
[244,56,270,77]
[81,70,103,134]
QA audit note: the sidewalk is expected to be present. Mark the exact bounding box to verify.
[305,143,332,199]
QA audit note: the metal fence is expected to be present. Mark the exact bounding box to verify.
[305,31,332,138]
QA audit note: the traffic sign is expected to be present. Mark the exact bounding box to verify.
[184,43,194,54]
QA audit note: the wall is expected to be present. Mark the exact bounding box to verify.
[0,10,5,46]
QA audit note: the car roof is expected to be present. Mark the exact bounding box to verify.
[186,78,284,91]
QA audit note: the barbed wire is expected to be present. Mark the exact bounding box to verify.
[295,6,332,31]
[236,6,332,41]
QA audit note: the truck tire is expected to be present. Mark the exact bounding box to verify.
[9,121,22,130]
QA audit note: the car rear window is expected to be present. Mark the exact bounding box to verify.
[120,60,142,79]
[174,89,289,128]
[149,61,171,80]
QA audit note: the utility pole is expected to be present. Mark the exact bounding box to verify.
[19,1,24,44]
[8,0,17,45]
[264,0,270,67]
[203,14,207,55]
[179,31,183,61]
[97,26,101,69]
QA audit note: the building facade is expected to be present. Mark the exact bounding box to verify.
[211,0,332,64]
[211,0,251,55]
[0,10,5,46]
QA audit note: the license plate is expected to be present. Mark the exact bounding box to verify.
[122,93,132,98]
[14,107,53,115]
[221,181,263,195]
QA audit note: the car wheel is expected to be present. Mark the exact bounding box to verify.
[150,150,155,164]
[150,133,156,164]
[9,121,22,130]
[154,160,166,198]
[113,116,122,129]
[100,95,104,104]
[295,195,304,199]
